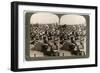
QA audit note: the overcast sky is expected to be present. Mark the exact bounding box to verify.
[30,12,86,25]
[30,12,59,24]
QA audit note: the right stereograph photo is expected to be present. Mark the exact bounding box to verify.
[25,12,89,60]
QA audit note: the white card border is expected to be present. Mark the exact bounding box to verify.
[18,5,96,68]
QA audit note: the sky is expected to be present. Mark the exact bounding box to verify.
[30,12,86,25]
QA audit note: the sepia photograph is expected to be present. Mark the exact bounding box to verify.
[11,2,97,71]
[25,11,89,61]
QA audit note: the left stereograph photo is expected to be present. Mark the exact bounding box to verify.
[25,11,89,61]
